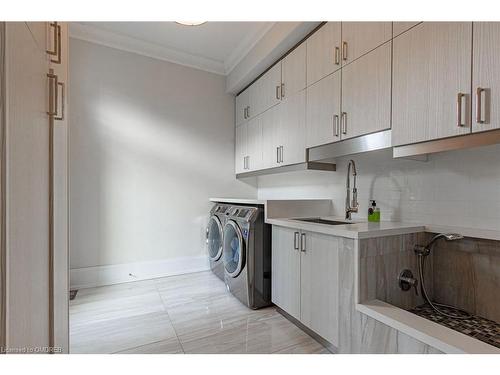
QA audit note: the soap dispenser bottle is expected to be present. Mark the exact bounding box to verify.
[368,200,380,222]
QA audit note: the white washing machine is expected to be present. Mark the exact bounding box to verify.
[206,203,231,280]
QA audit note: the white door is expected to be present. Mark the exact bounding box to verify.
[235,89,249,126]
[341,22,392,64]
[306,70,342,148]
[235,123,247,174]
[246,116,263,171]
[472,22,500,133]
[280,90,306,165]
[392,22,473,146]
[341,42,392,140]
[5,21,51,350]
[252,62,282,117]
[306,22,342,86]
[271,226,301,319]
[261,105,281,169]
[282,43,306,99]
[300,232,339,346]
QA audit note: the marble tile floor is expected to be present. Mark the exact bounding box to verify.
[70,271,329,354]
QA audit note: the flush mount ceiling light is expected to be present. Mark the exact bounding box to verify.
[175,21,207,26]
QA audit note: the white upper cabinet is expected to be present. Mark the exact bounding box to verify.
[306,70,341,148]
[341,22,392,64]
[472,22,500,133]
[306,22,342,86]
[235,89,250,126]
[246,116,263,171]
[261,105,282,169]
[280,90,307,165]
[392,22,472,146]
[235,124,247,174]
[253,62,282,116]
[393,22,421,38]
[341,42,392,140]
[282,43,306,98]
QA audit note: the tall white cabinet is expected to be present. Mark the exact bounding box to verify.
[1,21,69,353]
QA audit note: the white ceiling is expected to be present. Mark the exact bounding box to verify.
[71,22,275,75]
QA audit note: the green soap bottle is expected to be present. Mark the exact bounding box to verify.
[368,200,380,222]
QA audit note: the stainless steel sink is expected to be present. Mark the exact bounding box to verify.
[293,218,351,225]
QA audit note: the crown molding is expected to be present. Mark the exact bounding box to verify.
[69,23,226,75]
[224,22,275,75]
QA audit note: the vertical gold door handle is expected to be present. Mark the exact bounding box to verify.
[457,93,466,127]
[334,46,340,65]
[341,112,347,135]
[334,114,340,137]
[55,81,65,121]
[342,41,348,61]
[476,87,486,124]
[46,70,58,117]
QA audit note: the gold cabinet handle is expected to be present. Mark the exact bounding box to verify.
[334,46,340,65]
[341,112,347,134]
[457,93,466,127]
[476,87,486,124]
[342,41,348,61]
[46,69,58,117]
[55,81,65,121]
[334,114,340,137]
[46,22,62,64]
[300,233,306,252]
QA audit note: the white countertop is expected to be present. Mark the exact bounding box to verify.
[266,216,425,239]
[209,197,266,205]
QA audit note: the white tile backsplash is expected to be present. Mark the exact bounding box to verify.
[257,144,500,231]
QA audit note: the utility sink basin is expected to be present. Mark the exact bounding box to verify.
[293,218,351,225]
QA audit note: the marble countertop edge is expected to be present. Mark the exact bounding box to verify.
[356,299,500,354]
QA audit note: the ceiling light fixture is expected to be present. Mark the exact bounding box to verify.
[175,21,207,26]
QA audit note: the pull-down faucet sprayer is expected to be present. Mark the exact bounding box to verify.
[345,160,359,220]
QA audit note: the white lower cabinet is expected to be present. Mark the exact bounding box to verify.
[272,226,340,347]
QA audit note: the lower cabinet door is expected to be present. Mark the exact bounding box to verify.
[271,226,301,320]
[300,231,339,346]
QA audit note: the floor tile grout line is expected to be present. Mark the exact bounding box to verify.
[155,281,186,354]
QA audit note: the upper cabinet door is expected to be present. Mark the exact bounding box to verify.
[306,70,341,148]
[393,22,421,38]
[235,124,247,174]
[392,23,472,146]
[246,116,263,171]
[235,89,249,126]
[472,22,500,133]
[280,90,306,166]
[252,62,282,117]
[341,43,392,140]
[306,22,342,86]
[261,105,281,169]
[282,43,306,98]
[341,22,392,65]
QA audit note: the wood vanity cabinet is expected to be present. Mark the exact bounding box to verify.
[272,225,340,347]
[392,22,473,146]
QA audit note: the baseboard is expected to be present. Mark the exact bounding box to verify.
[70,255,210,289]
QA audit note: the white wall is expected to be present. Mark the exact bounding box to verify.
[258,145,500,231]
[69,39,256,280]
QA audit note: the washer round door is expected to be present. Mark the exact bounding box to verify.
[206,215,223,261]
[223,220,245,277]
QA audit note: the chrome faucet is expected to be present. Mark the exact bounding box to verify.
[345,160,359,220]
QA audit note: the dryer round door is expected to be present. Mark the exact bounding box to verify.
[223,220,245,277]
[206,215,223,261]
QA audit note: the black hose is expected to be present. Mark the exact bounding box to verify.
[417,254,472,320]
